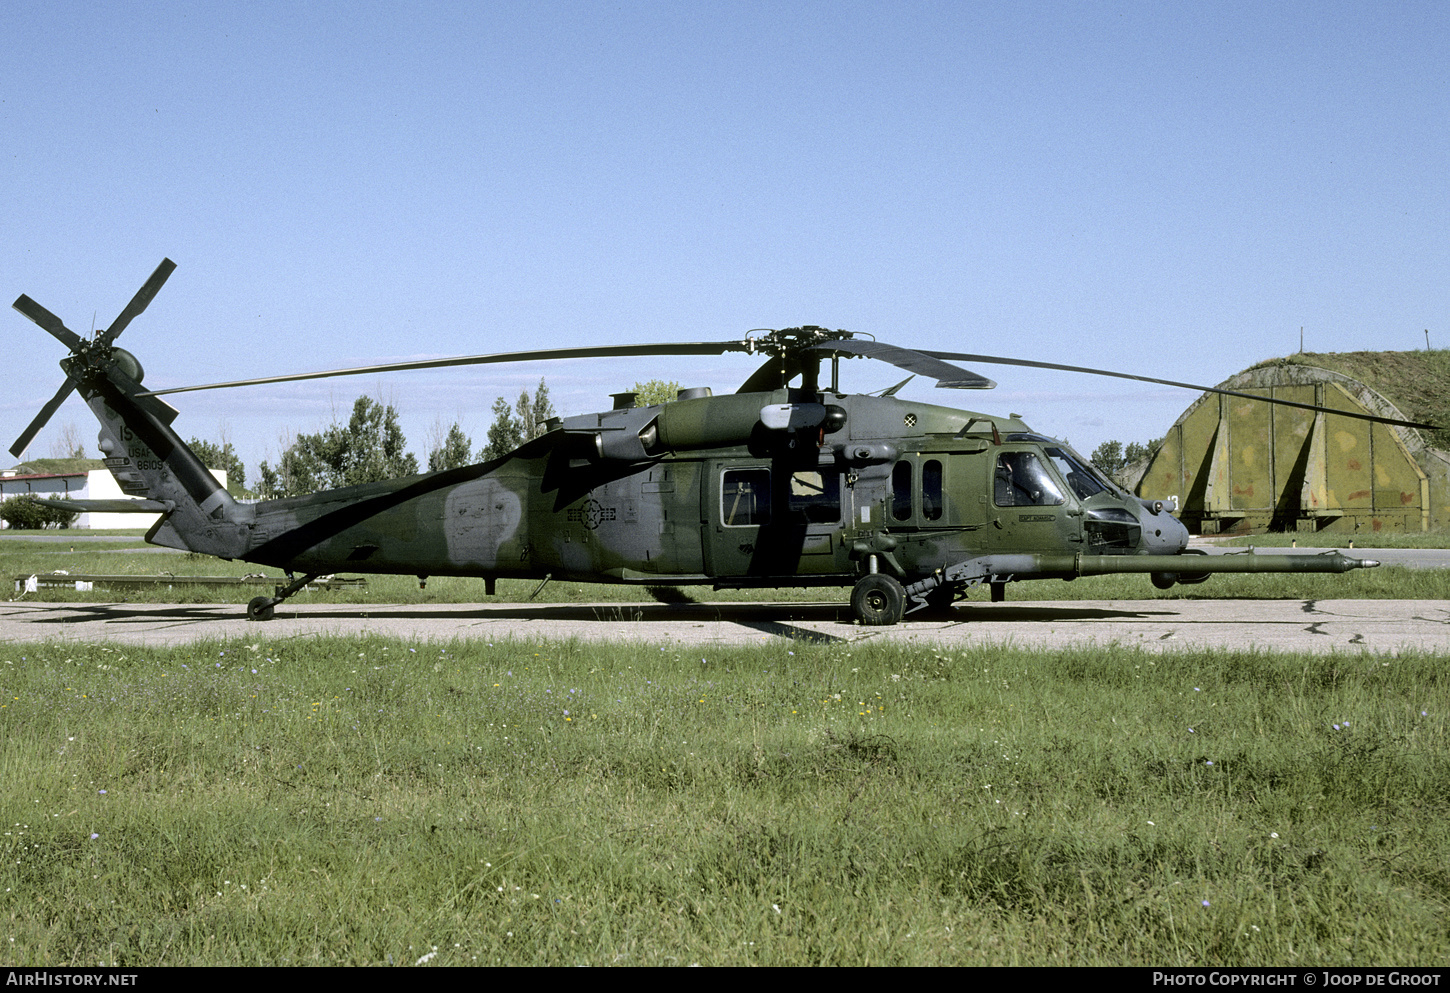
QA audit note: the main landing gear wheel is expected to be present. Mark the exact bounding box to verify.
[247,596,275,622]
[851,574,905,626]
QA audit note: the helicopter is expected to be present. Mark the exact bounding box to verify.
[12,259,1427,625]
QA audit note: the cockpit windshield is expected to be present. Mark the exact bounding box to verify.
[1005,434,1125,501]
[1043,446,1111,500]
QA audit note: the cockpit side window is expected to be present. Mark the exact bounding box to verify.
[993,452,1065,507]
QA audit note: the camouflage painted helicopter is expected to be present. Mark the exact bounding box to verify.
[13,260,1424,624]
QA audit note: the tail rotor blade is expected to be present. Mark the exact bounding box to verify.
[12,295,82,350]
[9,377,77,458]
[101,258,176,344]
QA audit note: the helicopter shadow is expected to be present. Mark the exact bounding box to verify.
[15,600,859,645]
[19,600,1175,645]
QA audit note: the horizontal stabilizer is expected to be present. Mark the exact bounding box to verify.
[34,498,172,514]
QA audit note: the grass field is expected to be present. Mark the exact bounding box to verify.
[1,634,1447,966]
[5,529,1448,965]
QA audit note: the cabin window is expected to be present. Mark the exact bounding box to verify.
[891,461,912,521]
[721,468,770,526]
[994,452,1065,507]
[789,471,841,524]
[922,460,943,521]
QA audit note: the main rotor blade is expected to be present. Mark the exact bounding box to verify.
[12,295,83,350]
[139,340,750,397]
[101,257,176,344]
[9,377,77,458]
[923,350,1441,431]
[809,340,996,389]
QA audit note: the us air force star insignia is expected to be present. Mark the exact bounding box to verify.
[583,499,605,530]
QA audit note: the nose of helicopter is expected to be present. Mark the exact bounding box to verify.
[1140,510,1191,554]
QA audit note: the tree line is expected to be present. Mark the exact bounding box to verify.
[247,379,561,499]
[1089,438,1162,476]
[243,378,681,498]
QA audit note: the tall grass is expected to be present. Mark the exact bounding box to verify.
[2,636,1446,965]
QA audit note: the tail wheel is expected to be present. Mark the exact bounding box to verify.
[851,574,905,626]
[247,596,276,622]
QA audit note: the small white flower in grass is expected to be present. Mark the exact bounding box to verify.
[415,946,438,965]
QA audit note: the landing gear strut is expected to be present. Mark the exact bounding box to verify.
[246,572,320,621]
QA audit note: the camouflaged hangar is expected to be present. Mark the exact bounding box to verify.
[1120,351,1450,536]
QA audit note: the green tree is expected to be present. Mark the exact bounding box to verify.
[264,396,419,496]
[187,437,247,494]
[427,422,474,472]
[631,380,680,406]
[481,396,522,462]
[1,495,76,530]
[350,397,417,485]
[1090,440,1126,475]
[530,378,556,435]
[255,459,282,500]
[481,379,555,461]
[1123,438,1162,467]
[1090,438,1163,477]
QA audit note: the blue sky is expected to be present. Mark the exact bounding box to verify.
[4,1,1446,480]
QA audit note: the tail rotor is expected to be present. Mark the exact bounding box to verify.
[9,258,176,457]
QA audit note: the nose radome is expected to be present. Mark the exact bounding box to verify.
[1141,513,1190,553]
